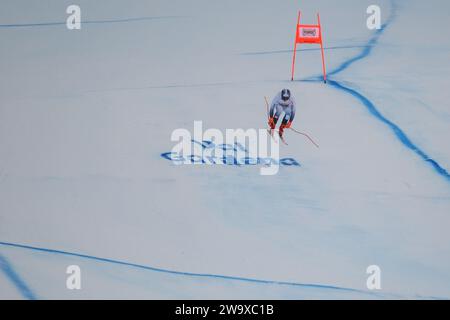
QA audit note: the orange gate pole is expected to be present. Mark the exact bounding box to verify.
[291,11,301,81]
[318,13,327,83]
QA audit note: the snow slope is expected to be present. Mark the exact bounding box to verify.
[0,0,449,299]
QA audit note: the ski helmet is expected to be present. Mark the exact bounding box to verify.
[281,89,291,101]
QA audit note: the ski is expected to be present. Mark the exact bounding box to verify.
[267,128,288,145]
[279,134,288,145]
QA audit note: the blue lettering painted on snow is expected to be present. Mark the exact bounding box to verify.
[161,140,300,167]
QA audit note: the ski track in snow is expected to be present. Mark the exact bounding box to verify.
[0,0,447,300]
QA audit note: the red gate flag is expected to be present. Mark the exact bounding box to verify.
[291,12,327,83]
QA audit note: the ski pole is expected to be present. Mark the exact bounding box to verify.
[289,127,320,148]
[264,96,270,119]
[264,96,275,136]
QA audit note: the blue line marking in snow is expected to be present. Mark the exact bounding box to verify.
[0,253,36,300]
[0,241,383,298]
[326,1,398,77]
[328,80,450,180]
[241,45,370,56]
[0,16,183,28]
[314,0,449,181]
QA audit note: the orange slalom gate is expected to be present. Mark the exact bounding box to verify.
[291,11,327,83]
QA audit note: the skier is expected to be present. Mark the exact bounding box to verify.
[268,89,296,141]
